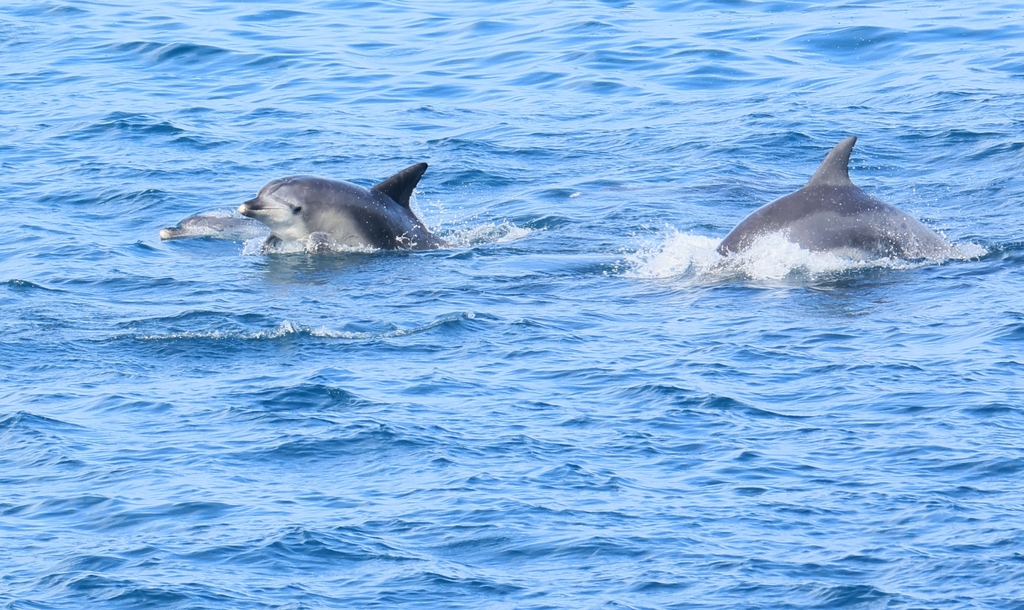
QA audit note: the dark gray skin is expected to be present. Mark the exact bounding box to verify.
[160,214,269,241]
[717,136,954,259]
[238,163,446,251]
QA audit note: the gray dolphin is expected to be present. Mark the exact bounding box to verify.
[237,163,445,251]
[160,213,270,241]
[717,137,954,259]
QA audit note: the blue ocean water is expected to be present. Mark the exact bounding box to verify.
[3,0,1024,607]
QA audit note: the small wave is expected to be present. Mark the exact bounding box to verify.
[236,526,415,566]
[2,279,64,292]
[811,583,890,607]
[624,229,986,282]
[0,411,82,433]
[133,320,354,341]
[70,111,184,140]
[235,9,311,23]
[106,41,233,66]
[244,383,367,413]
[132,314,484,342]
[259,427,429,463]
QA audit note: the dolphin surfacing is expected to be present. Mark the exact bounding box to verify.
[160,213,270,241]
[238,163,445,251]
[717,137,954,259]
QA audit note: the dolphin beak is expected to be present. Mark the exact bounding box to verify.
[238,198,258,216]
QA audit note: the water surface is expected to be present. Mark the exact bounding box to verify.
[3,1,1024,608]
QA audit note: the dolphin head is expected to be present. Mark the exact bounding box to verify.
[158,226,183,240]
[237,177,312,240]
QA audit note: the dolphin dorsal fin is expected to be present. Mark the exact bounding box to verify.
[806,136,857,187]
[371,163,428,209]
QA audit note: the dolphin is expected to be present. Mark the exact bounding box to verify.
[717,136,954,259]
[237,163,445,251]
[160,213,270,241]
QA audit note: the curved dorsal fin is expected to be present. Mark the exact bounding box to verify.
[806,136,857,187]
[371,162,428,209]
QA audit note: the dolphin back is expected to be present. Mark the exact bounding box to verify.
[717,137,953,259]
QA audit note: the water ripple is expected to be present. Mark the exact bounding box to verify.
[3,0,1024,608]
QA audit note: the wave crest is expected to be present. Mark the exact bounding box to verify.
[131,313,484,342]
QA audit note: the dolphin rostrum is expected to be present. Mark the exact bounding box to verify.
[238,163,446,251]
[717,137,954,259]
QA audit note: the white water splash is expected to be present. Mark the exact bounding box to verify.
[440,221,534,248]
[624,233,723,279]
[241,234,380,256]
[626,229,986,282]
[411,192,534,248]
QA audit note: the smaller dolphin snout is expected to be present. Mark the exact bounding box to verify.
[238,198,258,217]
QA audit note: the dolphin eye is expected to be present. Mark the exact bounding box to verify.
[292,206,302,214]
